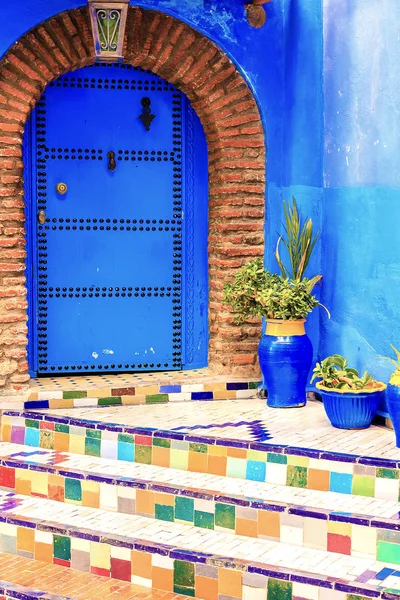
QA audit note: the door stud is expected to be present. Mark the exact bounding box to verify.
[107,150,117,171]
[38,210,46,225]
[56,182,68,195]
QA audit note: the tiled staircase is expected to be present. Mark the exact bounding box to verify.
[0,402,399,600]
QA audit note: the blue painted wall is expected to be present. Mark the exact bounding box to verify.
[5,0,398,389]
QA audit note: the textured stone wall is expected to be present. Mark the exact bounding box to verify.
[0,6,265,393]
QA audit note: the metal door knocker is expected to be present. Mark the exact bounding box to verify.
[107,150,117,171]
[139,97,155,132]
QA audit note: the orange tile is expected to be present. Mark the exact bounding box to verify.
[15,477,31,496]
[48,474,64,487]
[155,492,175,507]
[188,451,208,473]
[17,527,35,553]
[236,517,258,538]
[203,383,226,392]
[213,391,236,399]
[258,510,280,539]
[35,542,53,563]
[152,447,171,468]
[82,490,100,509]
[49,484,64,502]
[207,454,227,476]
[131,550,152,578]
[54,432,70,452]
[227,447,247,459]
[196,575,218,600]
[1,424,11,442]
[136,490,155,515]
[308,468,330,492]
[152,566,173,592]
[218,568,242,597]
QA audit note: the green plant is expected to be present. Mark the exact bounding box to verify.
[310,355,380,390]
[223,258,327,323]
[380,345,400,385]
[275,197,321,291]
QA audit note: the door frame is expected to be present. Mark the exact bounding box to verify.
[23,69,209,377]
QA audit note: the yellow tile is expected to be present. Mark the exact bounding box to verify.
[327,520,351,536]
[30,471,48,495]
[203,383,226,392]
[209,445,227,457]
[70,434,86,455]
[135,385,159,395]
[213,390,237,399]
[17,527,35,553]
[90,542,111,570]
[48,474,64,487]
[121,395,146,405]
[87,388,111,398]
[49,399,74,409]
[28,392,38,400]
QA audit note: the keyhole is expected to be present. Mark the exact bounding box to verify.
[107,151,116,172]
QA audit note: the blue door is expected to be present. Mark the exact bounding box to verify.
[26,64,208,375]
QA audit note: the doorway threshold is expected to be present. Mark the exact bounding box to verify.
[23,368,261,409]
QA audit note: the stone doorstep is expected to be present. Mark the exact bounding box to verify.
[0,496,397,600]
[0,450,399,563]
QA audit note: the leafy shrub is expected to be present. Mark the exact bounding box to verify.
[310,354,380,390]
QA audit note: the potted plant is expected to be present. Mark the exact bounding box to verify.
[223,198,328,409]
[223,259,327,408]
[310,355,386,429]
[382,345,400,447]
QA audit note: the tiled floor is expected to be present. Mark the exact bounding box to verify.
[0,552,191,599]
[0,489,397,583]
[45,398,400,459]
[0,442,397,519]
[29,368,250,391]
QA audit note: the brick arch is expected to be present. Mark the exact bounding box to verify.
[0,6,265,393]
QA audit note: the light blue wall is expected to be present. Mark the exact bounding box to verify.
[322,0,400,388]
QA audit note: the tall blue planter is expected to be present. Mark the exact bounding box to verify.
[386,384,400,447]
[258,319,312,408]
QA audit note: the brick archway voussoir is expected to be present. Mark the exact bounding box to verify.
[0,5,265,393]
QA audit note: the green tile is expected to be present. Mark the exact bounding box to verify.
[155,504,174,522]
[63,391,87,399]
[86,429,101,439]
[347,596,372,600]
[175,497,194,522]
[267,452,287,464]
[145,394,169,403]
[215,503,235,530]
[65,477,82,502]
[173,586,195,597]
[53,535,71,561]
[189,442,208,453]
[267,577,292,600]
[135,445,152,464]
[153,437,171,448]
[98,396,122,406]
[286,465,307,488]
[118,433,134,444]
[85,436,101,457]
[40,431,54,450]
[249,381,261,389]
[194,510,214,529]
[55,423,69,433]
[377,540,400,564]
[376,467,399,479]
[352,475,375,497]
[174,560,195,588]
[25,419,39,429]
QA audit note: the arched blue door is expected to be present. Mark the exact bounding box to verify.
[25,64,208,376]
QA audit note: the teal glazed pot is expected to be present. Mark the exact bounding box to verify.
[386,383,400,447]
[258,319,312,408]
[316,383,386,429]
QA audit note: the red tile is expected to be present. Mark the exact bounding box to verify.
[40,421,55,430]
[0,466,15,489]
[91,566,111,577]
[54,558,70,567]
[111,558,131,582]
[135,435,152,446]
[112,388,135,396]
[327,533,351,555]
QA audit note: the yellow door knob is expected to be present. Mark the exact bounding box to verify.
[56,182,68,195]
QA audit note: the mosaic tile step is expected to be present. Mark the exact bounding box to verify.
[0,442,398,563]
[35,398,399,459]
[0,490,400,598]
[0,578,71,600]
[0,552,193,599]
[3,406,400,503]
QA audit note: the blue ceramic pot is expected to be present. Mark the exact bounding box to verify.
[258,319,312,408]
[317,384,385,429]
[386,384,400,447]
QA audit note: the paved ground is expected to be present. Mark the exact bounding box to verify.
[45,398,400,459]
